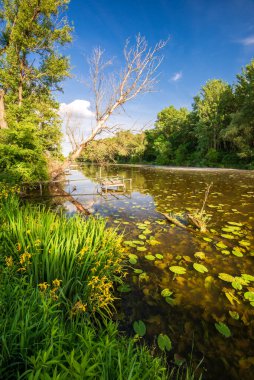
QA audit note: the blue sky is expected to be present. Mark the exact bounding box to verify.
[59,0,254,152]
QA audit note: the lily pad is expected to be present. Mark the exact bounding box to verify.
[117,284,132,293]
[133,320,146,337]
[215,322,231,338]
[161,288,173,297]
[216,241,228,249]
[137,246,147,252]
[145,254,155,261]
[194,252,206,260]
[193,263,208,273]
[157,334,172,351]
[133,269,143,274]
[241,274,254,282]
[244,291,254,302]
[169,266,186,275]
[218,273,235,282]
[155,254,164,259]
[229,311,239,320]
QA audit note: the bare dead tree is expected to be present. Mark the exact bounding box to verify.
[65,111,84,151]
[69,34,167,161]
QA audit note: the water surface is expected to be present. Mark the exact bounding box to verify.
[64,164,254,380]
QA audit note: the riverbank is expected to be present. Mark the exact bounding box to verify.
[101,162,254,173]
[0,187,202,379]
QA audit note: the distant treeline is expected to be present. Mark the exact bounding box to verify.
[81,59,254,169]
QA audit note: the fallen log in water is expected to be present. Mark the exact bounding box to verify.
[49,184,91,215]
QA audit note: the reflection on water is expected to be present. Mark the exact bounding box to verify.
[64,164,254,380]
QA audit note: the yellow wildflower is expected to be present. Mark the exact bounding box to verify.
[52,279,62,288]
[71,301,87,315]
[20,252,32,265]
[5,256,14,267]
[38,282,49,291]
[17,243,21,252]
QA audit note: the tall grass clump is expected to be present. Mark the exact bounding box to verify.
[0,188,170,379]
[0,189,125,317]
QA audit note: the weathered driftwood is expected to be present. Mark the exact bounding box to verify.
[161,212,188,230]
[186,213,207,233]
[161,212,208,233]
[50,184,91,215]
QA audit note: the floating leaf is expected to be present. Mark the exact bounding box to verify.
[194,252,206,260]
[157,334,172,351]
[221,250,230,255]
[155,254,164,259]
[169,266,186,275]
[137,246,147,252]
[216,241,227,249]
[145,254,155,261]
[218,273,235,282]
[129,257,137,265]
[193,263,208,273]
[161,288,173,298]
[228,222,243,226]
[117,284,131,293]
[244,292,254,302]
[133,269,143,274]
[242,274,254,282]
[239,240,250,247]
[203,237,212,242]
[221,234,235,240]
[138,234,146,240]
[215,322,231,338]
[133,320,146,337]
[147,239,160,246]
[229,311,239,320]
[232,280,242,290]
[232,247,244,257]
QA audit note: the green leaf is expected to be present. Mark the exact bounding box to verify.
[241,274,254,282]
[244,292,254,302]
[169,266,186,275]
[157,334,172,351]
[155,254,164,259]
[215,322,231,338]
[133,320,146,337]
[145,254,155,261]
[229,311,239,320]
[231,280,242,290]
[117,284,131,293]
[193,263,208,273]
[161,288,173,298]
[218,273,235,282]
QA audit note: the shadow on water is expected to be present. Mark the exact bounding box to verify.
[61,164,254,380]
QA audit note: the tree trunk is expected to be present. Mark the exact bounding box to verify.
[0,89,8,129]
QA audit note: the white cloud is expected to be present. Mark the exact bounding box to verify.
[239,35,254,46]
[59,99,94,118]
[171,71,182,81]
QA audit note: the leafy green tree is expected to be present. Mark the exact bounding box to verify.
[144,106,189,164]
[223,59,254,164]
[0,0,72,182]
[193,79,234,156]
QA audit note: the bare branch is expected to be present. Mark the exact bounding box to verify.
[69,34,168,161]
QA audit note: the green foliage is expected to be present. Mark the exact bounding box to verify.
[80,130,147,164]
[157,334,172,351]
[89,58,254,169]
[133,320,147,337]
[0,0,72,182]
[214,322,231,338]
[0,191,169,379]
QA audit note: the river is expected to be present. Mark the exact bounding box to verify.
[62,164,254,380]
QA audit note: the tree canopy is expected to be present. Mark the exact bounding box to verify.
[0,0,72,182]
